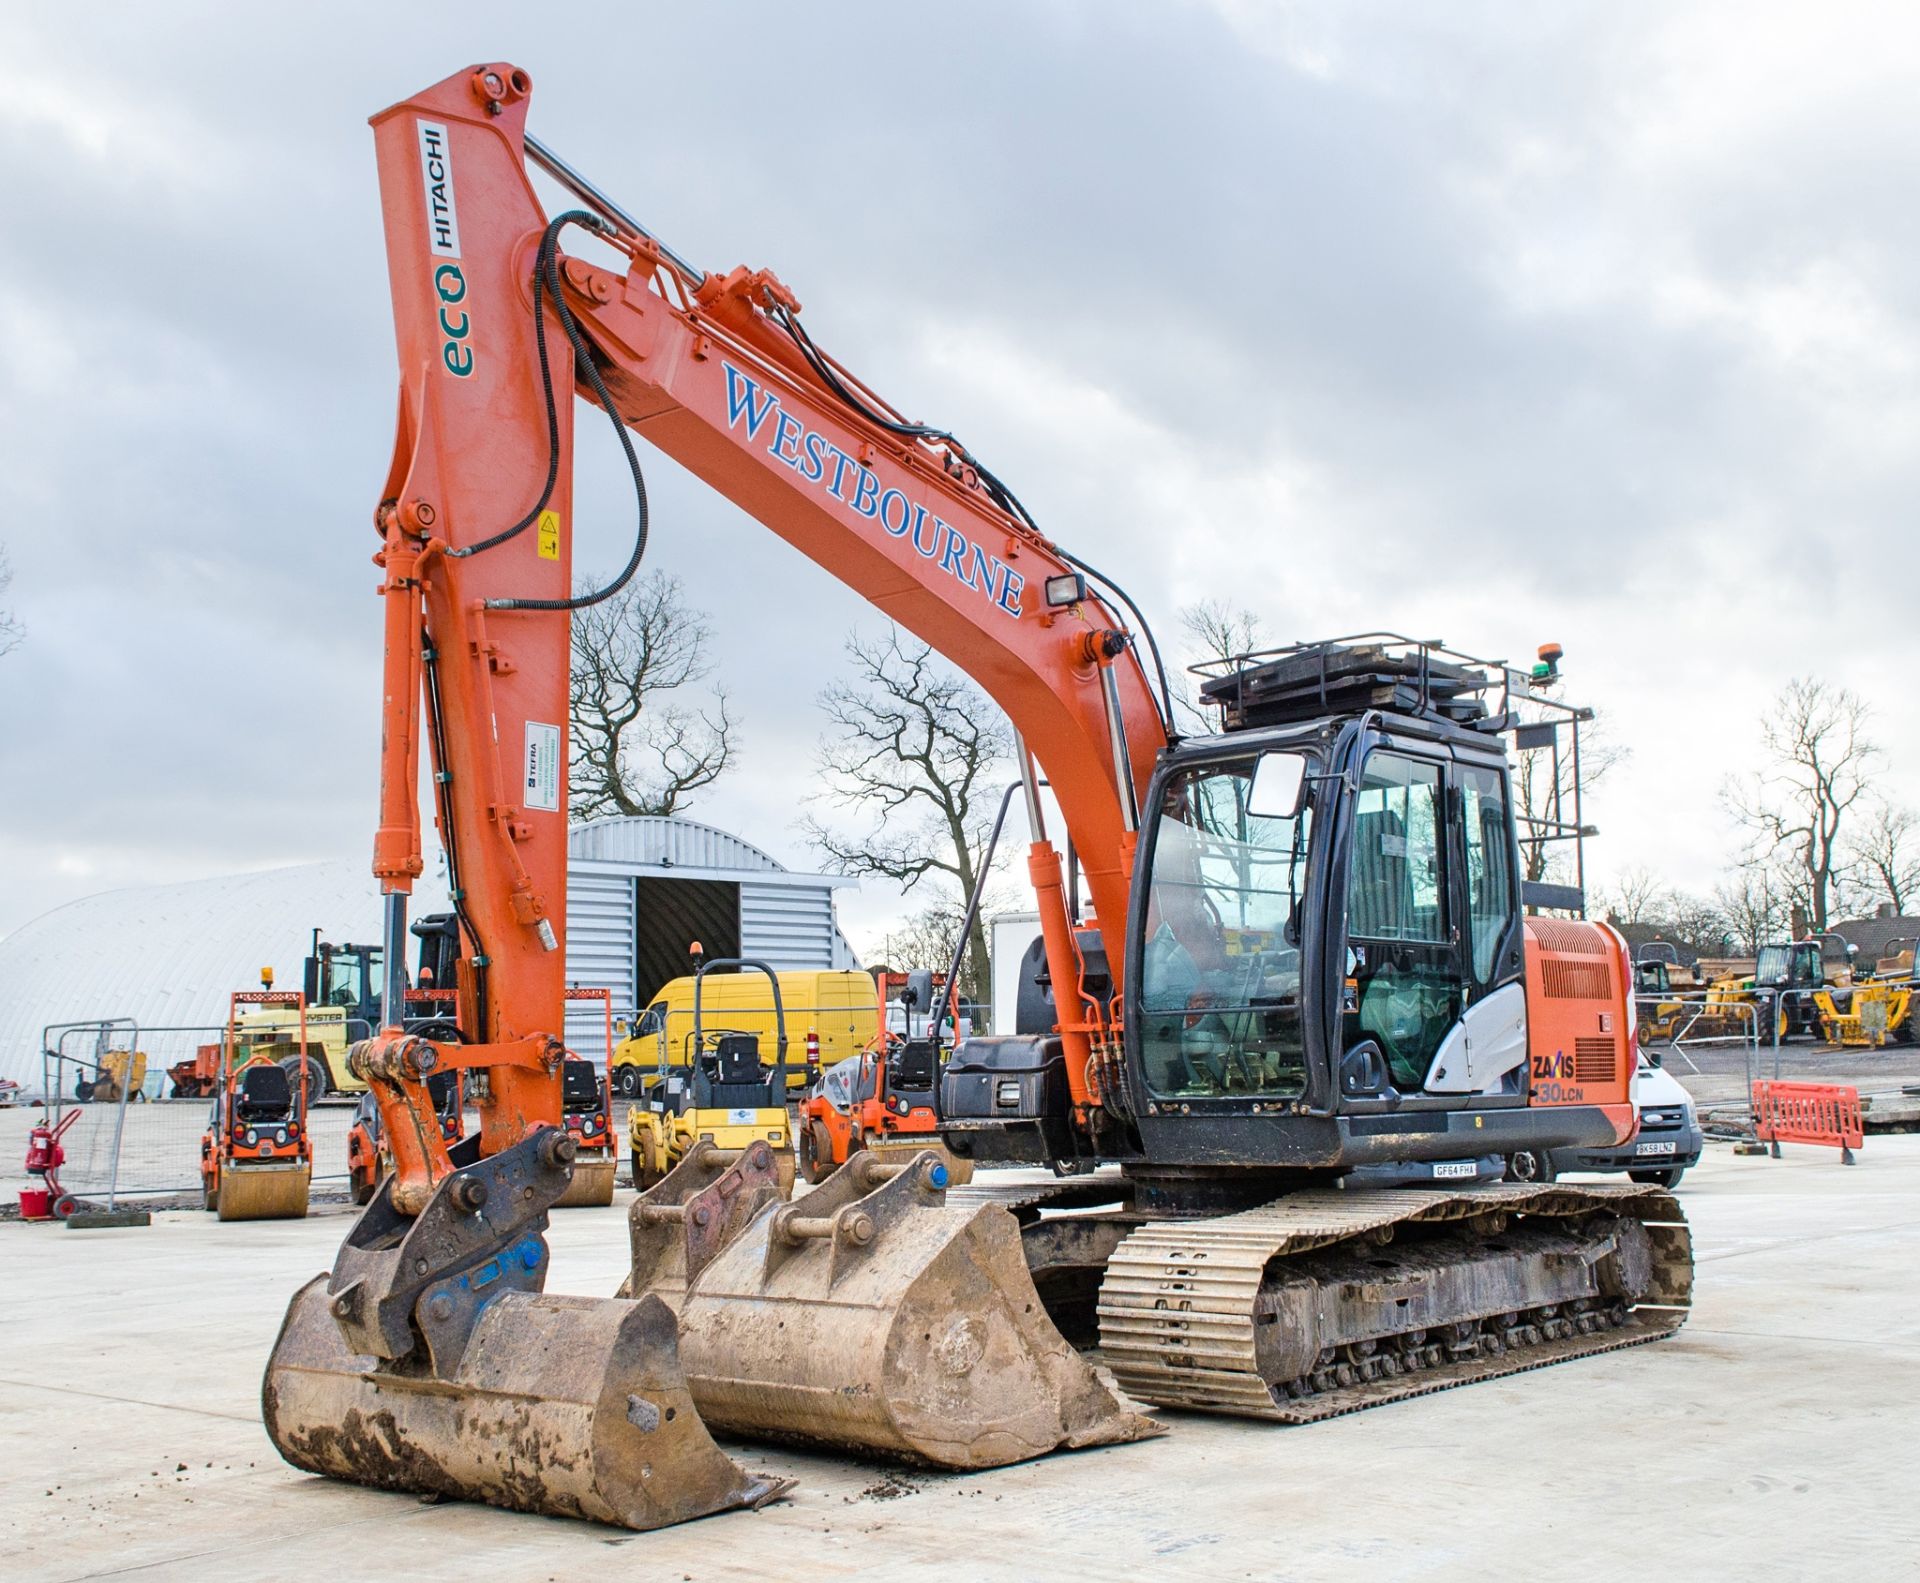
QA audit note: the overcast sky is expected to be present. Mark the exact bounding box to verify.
[3,2,1916,951]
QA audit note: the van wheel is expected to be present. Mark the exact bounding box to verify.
[1629,1167,1683,1188]
[612,1065,639,1099]
[1505,1149,1556,1185]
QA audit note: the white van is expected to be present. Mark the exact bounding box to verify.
[1507,1053,1703,1189]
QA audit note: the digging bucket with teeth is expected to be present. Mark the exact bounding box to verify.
[626,1146,1162,1469]
[262,1129,788,1530]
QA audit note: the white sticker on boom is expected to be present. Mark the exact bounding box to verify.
[524,721,561,812]
[417,119,462,257]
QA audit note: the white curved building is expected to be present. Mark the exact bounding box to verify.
[0,817,857,1092]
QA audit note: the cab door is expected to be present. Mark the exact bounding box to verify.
[1426,760,1527,1093]
[1336,746,1525,1098]
[1338,749,1462,1091]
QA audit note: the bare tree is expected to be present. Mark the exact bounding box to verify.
[1722,678,1878,934]
[870,885,1014,1011]
[568,570,735,821]
[1846,801,1920,916]
[1181,599,1265,667]
[804,631,1011,1004]
[1714,866,1790,956]
[1178,599,1266,730]
[1605,864,1669,928]
[0,546,22,659]
[1664,894,1733,958]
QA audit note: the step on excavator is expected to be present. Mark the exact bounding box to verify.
[264,62,1693,1532]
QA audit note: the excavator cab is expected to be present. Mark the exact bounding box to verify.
[951,640,1630,1178]
[1752,940,1828,1040]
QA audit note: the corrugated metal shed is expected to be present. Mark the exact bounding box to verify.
[560,817,860,1063]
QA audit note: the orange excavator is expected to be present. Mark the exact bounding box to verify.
[264,62,1693,1532]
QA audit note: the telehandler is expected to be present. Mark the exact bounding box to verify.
[263,61,1692,1533]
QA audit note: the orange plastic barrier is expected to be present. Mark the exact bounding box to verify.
[1750,1080,1864,1165]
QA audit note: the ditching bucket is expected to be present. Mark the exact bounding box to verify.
[263,1130,786,1531]
[217,1161,311,1221]
[630,1148,1161,1469]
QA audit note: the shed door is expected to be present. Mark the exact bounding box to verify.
[634,877,740,1006]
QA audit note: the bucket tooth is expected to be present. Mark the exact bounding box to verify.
[262,1129,789,1530]
[670,1149,1162,1468]
[216,1161,310,1221]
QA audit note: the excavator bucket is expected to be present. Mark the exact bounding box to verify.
[216,1161,310,1221]
[263,1131,787,1530]
[626,1148,1161,1469]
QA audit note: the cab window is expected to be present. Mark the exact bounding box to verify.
[323,949,372,1008]
[1137,755,1312,1100]
[1460,763,1517,986]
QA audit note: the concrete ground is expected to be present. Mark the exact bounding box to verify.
[4,1139,1918,1582]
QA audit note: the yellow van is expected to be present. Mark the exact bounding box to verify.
[610,969,878,1097]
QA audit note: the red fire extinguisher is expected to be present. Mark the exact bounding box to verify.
[21,1110,82,1221]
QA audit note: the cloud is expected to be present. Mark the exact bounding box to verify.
[0,1,1916,956]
